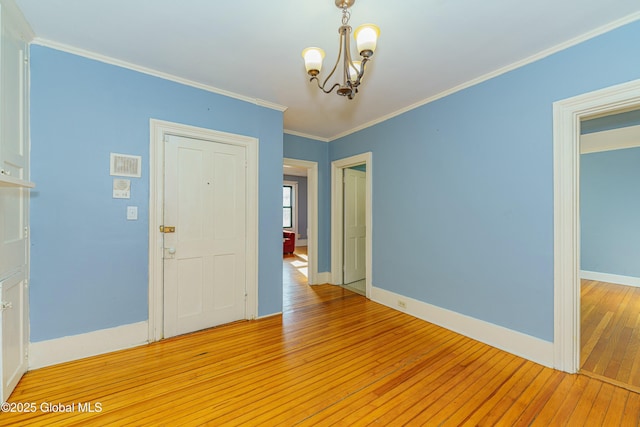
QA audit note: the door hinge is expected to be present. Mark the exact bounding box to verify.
[0,301,13,311]
[24,226,29,238]
[24,348,29,360]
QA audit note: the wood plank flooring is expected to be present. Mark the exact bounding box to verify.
[2,262,639,425]
[581,279,640,391]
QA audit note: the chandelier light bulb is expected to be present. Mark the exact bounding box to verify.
[354,24,380,57]
[302,47,325,76]
[349,61,362,81]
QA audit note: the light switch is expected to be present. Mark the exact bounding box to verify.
[127,206,138,220]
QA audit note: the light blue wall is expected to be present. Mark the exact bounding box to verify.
[581,147,640,278]
[330,19,640,342]
[283,134,330,273]
[29,46,283,342]
[283,175,308,240]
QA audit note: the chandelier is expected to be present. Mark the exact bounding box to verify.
[301,0,380,100]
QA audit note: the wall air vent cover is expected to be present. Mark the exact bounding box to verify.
[110,153,142,178]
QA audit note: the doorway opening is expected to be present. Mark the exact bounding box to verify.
[553,78,640,374]
[282,158,319,286]
[579,107,640,390]
[331,152,372,298]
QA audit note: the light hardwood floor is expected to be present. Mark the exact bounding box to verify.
[3,264,640,425]
[581,279,640,392]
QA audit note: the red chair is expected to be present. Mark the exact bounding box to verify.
[283,231,295,254]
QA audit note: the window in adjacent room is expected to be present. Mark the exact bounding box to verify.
[283,185,293,228]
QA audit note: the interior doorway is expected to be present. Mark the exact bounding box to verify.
[283,158,318,285]
[553,78,640,374]
[578,108,640,390]
[331,152,372,298]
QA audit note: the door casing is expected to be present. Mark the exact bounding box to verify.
[149,119,258,342]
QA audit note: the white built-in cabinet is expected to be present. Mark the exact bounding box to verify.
[0,0,32,402]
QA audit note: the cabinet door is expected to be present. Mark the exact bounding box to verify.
[0,271,28,403]
[0,17,28,180]
[0,3,31,402]
[0,8,29,276]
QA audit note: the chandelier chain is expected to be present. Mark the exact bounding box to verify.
[341,7,351,26]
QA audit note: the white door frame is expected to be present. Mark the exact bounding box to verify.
[553,78,640,372]
[149,119,259,342]
[283,158,319,285]
[331,152,372,298]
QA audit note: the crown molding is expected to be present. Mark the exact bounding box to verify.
[31,38,288,112]
[328,11,640,141]
[284,129,330,142]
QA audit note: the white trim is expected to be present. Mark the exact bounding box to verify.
[256,312,282,320]
[580,124,640,153]
[283,158,319,285]
[331,153,372,298]
[29,322,148,369]
[296,239,308,246]
[283,129,330,143]
[32,38,287,113]
[553,78,640,373]
[581,270,640,288]
[328,12,640,142]
[316,272,331,285]
[149,119,259,342]
[372,287,554,368]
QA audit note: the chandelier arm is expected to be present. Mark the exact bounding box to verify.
[351,56,370,88]
[320,29,345,90]
[343,25,353,87]
[310,77,342,94]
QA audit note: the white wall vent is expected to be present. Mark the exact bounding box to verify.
[110,153,142,178]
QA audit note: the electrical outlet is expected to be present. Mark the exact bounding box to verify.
[127,206,138,220]
[397,300,407,309]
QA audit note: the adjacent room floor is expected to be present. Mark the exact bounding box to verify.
[581,279,640,393]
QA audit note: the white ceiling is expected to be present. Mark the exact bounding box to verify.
[14,0,640,141]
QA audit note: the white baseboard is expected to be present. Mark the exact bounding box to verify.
[29,321,149,370]
[580,270,640,288]
[257,312,282,320]
[296,239,308,246]
[371,287,554,368]
[313,272,331,285]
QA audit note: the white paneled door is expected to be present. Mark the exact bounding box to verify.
[343,168,366,285]
[163,134,247,338]
[0,21,30,401]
